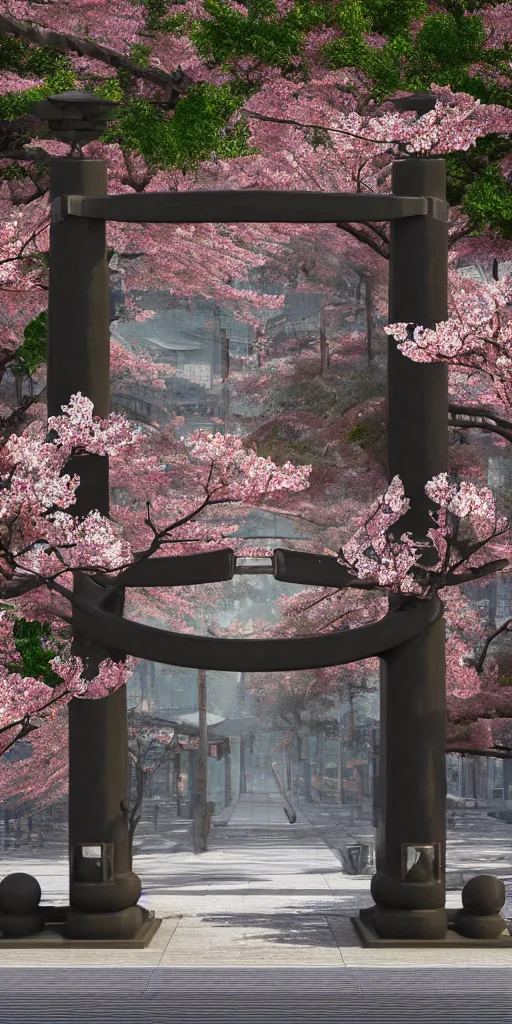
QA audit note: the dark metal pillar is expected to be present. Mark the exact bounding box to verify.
[48,158,143,939]
[372,158,448,939]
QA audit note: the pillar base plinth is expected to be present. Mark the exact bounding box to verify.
[0,905,163,947]
[352,907,512,947]
[66,903,144,940]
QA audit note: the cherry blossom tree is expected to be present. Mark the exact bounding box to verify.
[126,710,178,856]
[385,268,512,444]
[0,390,312,759]
[0,708,68,824]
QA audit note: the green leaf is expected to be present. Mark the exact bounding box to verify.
[129,43,152,68]
[101,83,257,172]
[0,70,77,120]
[12,310,48,378]
[463,164,512,239]
[190,0,304,67]
[8,617,64,689]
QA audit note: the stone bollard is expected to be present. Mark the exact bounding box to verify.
[0,873,45,938]
[452,874,507,939]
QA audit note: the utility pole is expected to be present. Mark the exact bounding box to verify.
[212,304,221,394]
[193,667,208,853]
[355,272,364,322]
[338,703,343,804]
[220,327,230,431]
[348,684,356,824]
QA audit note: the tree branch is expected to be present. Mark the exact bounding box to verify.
[444,558,509,588]
[241,108,399,146]
[0,13,194,97]
[449,419,512,444]
[448,404,512,443]
[0,147,51,163]
[336,222,389,260]
[446,745,512,759]
[475,616,512,673]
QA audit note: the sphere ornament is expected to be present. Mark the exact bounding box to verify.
[461,874,505,916]
[0,873,41,914]
[0,873,44,938]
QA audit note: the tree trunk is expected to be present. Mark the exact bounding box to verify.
[293,733,300,796]
[355,273,364,321]
[127,756,144,868]
[488,575,497,629]
[299,741,313,802]
[365,275,373,366]
[285,743,292,791]
[320,307,328,375]
[463,756,476,798]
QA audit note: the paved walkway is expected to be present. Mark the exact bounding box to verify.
[225,791,310,826]
[0,789,512,1022]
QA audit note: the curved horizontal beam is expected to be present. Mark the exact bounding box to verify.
[71,572,443,671]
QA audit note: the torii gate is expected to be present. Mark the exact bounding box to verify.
[33,90,449,945]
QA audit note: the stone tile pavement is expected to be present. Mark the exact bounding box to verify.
[0,791,512,1022]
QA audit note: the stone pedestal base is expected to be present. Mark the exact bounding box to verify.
[352,906,512,948]
[0,905,162,948]
[66,903,144,940]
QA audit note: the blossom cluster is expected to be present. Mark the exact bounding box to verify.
[385,272,512,413]
[185,429,312,501]
[339,473,507,597]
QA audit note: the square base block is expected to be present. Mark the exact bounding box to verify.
[352,906,512,948]
[0,905,162,948]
